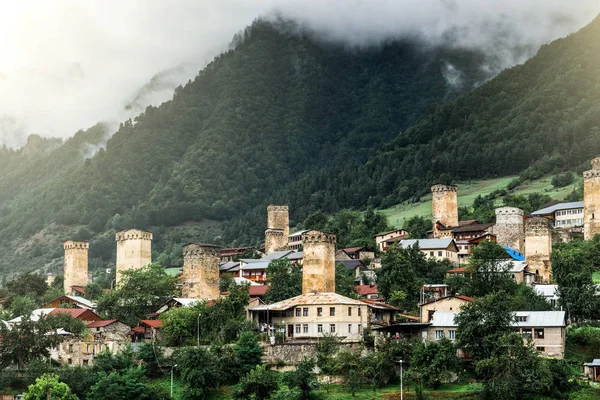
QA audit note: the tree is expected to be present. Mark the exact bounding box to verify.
[265,259,301,304]
[84,282,105,302]
[219,274,234,292]
[404,215,431,239]
[237,364,280,400]
[96,264,176,326]
[159,306,197,346]
[6,272,48,299]
[466,241,516,297]
[235,331,264,375]
[174,347,222,400]
[455,291,514,361]
[87,368,168,400]
[24,373,78,400]
[410,338,458,389]
[283,358,318,400]
[335,263,357,298]
[476,334,551,400]
[136,341,166,378]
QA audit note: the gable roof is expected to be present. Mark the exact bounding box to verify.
[458,220,479,226]
[431,311,566,328]
[249,292,364,311]
[355,285,378,296]
[43,295,96,310]
[375,229,408,238]
[86,320,118,328]
[48,308,101,321]
[140,319,163,329]
[248,285,269,297]
[420,294,473,307]
[398,238,456,250]
[336,259,366,271]
[532,201,583,216]
[452,223,494,233]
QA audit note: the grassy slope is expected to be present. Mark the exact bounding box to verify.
[380,175,581,229]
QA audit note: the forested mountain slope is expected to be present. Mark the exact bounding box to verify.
[0,19,490,275]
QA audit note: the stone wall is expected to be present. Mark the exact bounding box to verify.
[494,207,524,252]
[301,230,336,293]
[265,228,287,255]
[181,243,220,299]
[63,241,89,295]
[261,342,318,365]
[584,157,600,240]
[431,184,458,238]
[525,217,552,283]
[115,229,152,285]
[268,205,289,238]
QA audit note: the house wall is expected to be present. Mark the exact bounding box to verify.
[269,303,369,338]
[420,298,470,323]
[63,241,89,295]
[431,185,458,238]
[181,243,220,299]
[52,325,130,366]
[421,249,459,263]
[115,229,152,285]
[585,158,600,240]
[376,230,408,251]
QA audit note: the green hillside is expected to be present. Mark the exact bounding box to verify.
[381,175,581,228]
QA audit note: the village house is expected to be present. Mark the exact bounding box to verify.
[398,238,460,263]
[219,247,257,262]
[288,230,309,250]
[354,284,379,299]
[533,284,560,308]
[41,295,96,310]
[419,295,473,323]
[374,229,409,252]
[336,247,375,261]
[428,311,566,359]
[532,201,584,229]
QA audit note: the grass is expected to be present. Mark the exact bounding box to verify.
[593,271,600,284]
[380,175,581,229]
[315,383,479,400]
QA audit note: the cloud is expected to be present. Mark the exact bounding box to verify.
[0,0,598,148]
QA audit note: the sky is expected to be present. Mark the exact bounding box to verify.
[0,0,598,148]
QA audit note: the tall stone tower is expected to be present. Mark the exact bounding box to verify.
[584,157,600,240]
[494,207,524,253]
[181,243,221,299]
[115,229,152,285]
[301,230,336,294]
[63,240,89,295]
[264,205,289,254]
[431,184,459,238]
[525,217,552,283]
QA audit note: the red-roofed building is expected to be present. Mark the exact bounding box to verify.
[248,285,269,299]
[48,308,102,324]
[355,285,379,299]
[131,320,163,342]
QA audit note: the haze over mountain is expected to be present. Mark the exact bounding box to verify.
[0,0,598,147]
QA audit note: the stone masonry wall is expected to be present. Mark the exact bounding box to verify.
[494,207,524,252]
[268,205,289,238]
[115,229,152,285]
[302,230,336,293]
[525,217,552,283]
[181,243,221,299]
[431,184,458,238]
[63,241,89,295]
[584,157,600,240]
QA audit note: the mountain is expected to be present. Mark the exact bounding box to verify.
[0,19,491,277]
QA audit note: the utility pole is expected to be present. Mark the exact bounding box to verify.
[171,364,178,398]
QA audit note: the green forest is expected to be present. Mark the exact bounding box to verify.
[0,16,599,278]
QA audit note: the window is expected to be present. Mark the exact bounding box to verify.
[522,328,532,338]
[516,315,528,322]
[330,324,336,333]
[348,324,352,333]
[330,307,336,316]
[348,307,352,316]
[317,307,323,317]
[358,307,361,317]
[68,359,72,365]
[303,308,309,316]
[296,308,301,317]
[536,346,545,352]
[303,324,309,333]
[358,324,362,333]
[438,251,442,257]
[429,251,434,257]
[317,324,323,333]
[295,324,301,334]
[68,344,73,353]
[435,330,444,340]
[534,329,544,339]
[448,330,456,340]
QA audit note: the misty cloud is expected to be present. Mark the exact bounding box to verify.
[0,0,598,148]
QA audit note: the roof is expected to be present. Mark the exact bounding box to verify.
[452,223,494,233]
[71,285,86,294]
[45,295,96,309]
[286,251,303,261]
[584,359,600,367]
[86,320,118,328]
[8,308,55,324]
[355,285,378,296]
[431,311,566,328]
[446,266,466,274]
[140,320,163,329]
[343,247,364,253]
[240,260,270,270]
[360,299,400,311]
[249,292,365,311]
[398,238,455,250]
[261,250,297,260]
[233,277,260,286]
[220,261,240,271]
[336,259,366,271]
[289,230,309,238]
[502,246,525,261]
[531,201,584,216]
[375,229,408,237]
[458,220,479,226]
[248,285,269,297]
[533,284,559,299]
[497,260,528,273]
[420,295,473,307]
[48,308,101,320]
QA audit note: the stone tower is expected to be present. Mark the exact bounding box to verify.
[63,240,89,295]
[525,217,552,283]
[301,230,336,294]
[181,243,221,299]
[584,157,600,240]
[431,184,459,238]
[115,229,152,285]
[264,205,289,254]
[494,207,524,253]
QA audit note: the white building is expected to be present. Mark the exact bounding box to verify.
[531,201,584,229]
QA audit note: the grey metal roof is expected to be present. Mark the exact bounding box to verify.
[497,260,527,273]
[261,250,297,260]
[430,311,566,328]
[220,261,240,271]
[584,359,600,367]
[532,201,584,215]
[240,261,270,270]
[533,284,559,299]
[288,230,309,238]
[399,238,455,250]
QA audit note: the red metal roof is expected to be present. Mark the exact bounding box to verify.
[458,220,479,226]
[140,320,163,329]
[355,285,379,296]
[249,285,269,296]
[456,295,474,302]
[446,266,467,274]
[49,308,101,320]
[87,320,117,328]
[343,247,364,253]
[71,285,86,294]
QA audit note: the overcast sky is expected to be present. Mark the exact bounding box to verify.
[0,0,598,148]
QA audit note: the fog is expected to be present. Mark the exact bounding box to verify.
[0,0,598,148]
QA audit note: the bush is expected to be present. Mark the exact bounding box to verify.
[236,365,280,400]
[552,172,574,188]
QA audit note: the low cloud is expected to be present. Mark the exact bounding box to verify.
[0,0,597,148]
